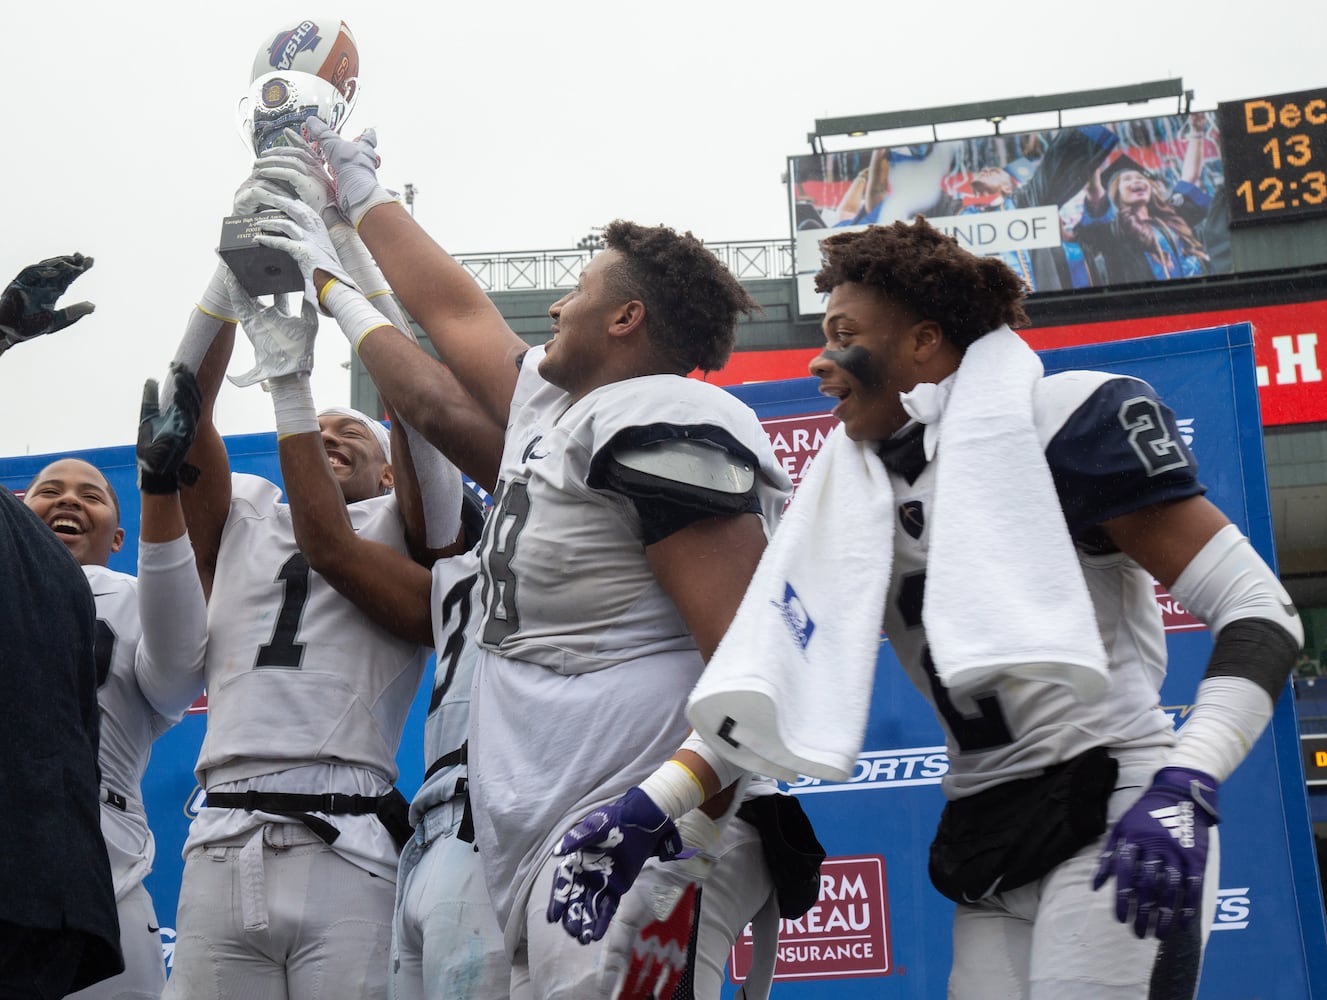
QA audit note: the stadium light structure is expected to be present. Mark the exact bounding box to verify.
[807,78,1189,152]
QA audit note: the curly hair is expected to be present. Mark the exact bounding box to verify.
[600,220,757,373]
[813,217,1029,351]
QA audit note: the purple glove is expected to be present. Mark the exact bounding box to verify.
[547,786,685,945]
[1092,766,1219,939]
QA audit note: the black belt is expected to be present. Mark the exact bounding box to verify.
[421,743,475,846]
[205,788,413,851]
[422,742,467,784]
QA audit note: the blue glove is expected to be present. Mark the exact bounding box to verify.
[1092,766,1219,939]
[547,786,686,945]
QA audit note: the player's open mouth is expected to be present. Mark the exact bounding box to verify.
[326,451,349,469]
[50,516,84,535]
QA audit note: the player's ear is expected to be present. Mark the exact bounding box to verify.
[609,299,646,339]
[378,464,395,494]
[110,526,125,553]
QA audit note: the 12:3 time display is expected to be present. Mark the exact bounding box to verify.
[1234,170,1327,214]
[1219,88,1327,226]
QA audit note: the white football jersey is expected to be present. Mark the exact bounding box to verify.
[84,564,174,900]
[475,345,791,673]
[196,473,427,788]
[410,550,482,825]
[883,372,1205,798]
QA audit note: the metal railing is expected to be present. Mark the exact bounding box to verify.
[452,239,795,294]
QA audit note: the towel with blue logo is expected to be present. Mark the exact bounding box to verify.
[687,424,892,783]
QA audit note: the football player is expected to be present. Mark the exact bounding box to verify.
[792,218,1299,998]
[154,247,446,999]
[272,119,796,999]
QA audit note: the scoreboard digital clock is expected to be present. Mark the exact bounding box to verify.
[1219,88,1327,226]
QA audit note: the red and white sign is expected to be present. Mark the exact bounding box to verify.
[729,855,892,984]
[759,412,839,489]
[713,298,1327,427]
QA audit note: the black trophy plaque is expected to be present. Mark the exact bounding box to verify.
[218,212,304,297]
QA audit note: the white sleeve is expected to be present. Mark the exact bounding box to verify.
[134,533,208,721]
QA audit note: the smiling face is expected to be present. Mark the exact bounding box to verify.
[541,249,627,396]
[318,413,393,503]
[1114,170,1155,209]
[808,283,950,442]
[23,458,124,567]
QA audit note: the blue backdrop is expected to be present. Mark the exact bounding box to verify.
[2,322,1322,995]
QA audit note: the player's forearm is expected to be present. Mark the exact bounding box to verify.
[135,532,207,719]
[277,432,359,571]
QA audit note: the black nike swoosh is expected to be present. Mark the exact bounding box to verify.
[93,592,116,597]
[148,924,159,933]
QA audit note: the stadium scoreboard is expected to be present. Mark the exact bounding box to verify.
[1220,87,1327,226]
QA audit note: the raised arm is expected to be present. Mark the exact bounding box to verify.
[0,253,95,358]
[302,120,528,426]
[173,265,239,599]
[276,408,435,647]
[135,367,208,718]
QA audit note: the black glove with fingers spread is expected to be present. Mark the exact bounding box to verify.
[137,364,202,495]
[0,253,95,354]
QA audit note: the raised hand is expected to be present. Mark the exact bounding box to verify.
[1092,766,1219,939]
[303,118,395,227]
[225,270,319,388]
[547,787,686,945]
[137,364,202,494]
[0,253,95,355]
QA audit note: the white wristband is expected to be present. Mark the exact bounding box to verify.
[638,760,706,820]
[267,373,319,438]
[1168,675,1275,782]
[680,730,749,791]
[321,278,394,352]
[197,261,238,323]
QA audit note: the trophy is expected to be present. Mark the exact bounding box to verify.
[220,16,360,297]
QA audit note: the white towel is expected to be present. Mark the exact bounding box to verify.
[687,325,1109,783]
[687,425,893,783]
[923,326,1108,699]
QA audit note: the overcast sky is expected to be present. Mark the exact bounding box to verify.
[2,0,1320,458]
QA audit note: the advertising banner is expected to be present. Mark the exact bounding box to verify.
[715,322,1327,997]
[3,324,1322,994]
[789,112,1231,313]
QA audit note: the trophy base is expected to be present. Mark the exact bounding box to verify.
[218,212,305,297]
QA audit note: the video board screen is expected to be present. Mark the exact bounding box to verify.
[789,113,1231,315]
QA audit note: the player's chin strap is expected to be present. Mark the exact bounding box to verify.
[1165,524,1303,780]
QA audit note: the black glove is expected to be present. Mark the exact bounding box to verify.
[0,253,95,353]
[137,364,202,495]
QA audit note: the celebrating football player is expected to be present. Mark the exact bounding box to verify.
[702,217,1302,999]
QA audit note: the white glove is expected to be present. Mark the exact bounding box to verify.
[303,118,396,227]
[225,270,319,388]
[249,192,358,309]
[249,128,337,218]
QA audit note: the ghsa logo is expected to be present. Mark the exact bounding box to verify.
[267,20,322,72]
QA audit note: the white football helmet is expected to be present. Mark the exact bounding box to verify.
[237,16,360,154]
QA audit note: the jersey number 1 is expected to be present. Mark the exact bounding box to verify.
[256,553,311,669]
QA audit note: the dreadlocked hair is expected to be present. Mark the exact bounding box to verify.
[600,220,758,373]
[813,217,1030,351]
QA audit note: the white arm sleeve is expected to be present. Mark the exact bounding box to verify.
[1165,524,1304,781]
[134,533,208,721]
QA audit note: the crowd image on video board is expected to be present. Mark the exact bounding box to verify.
[791,112,1231,311]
